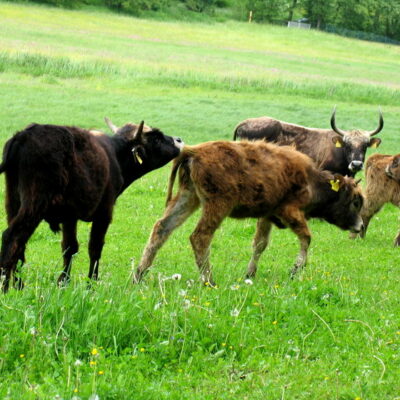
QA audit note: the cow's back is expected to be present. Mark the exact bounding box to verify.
[185,141,313,217]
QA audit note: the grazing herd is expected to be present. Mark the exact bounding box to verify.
[0,109,397,291]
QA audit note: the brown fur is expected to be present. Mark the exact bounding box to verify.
[135,140,363,285]
[351,153,400,245]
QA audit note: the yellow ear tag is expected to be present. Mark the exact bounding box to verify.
[335,140,342,148]
[135,153,143,164]
[371,142,378,149]
[330,179,340,192]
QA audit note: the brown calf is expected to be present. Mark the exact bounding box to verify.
[135,141,363,285]
[351,153,400,245]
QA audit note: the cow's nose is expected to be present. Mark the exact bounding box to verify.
[351,160,363,169]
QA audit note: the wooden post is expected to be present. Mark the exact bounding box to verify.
[248,10,253,23]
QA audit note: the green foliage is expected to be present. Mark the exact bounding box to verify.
[0,2,400,398]
[245,0,287,22]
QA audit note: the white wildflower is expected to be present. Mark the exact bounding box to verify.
[183,299,192,309]
[154,301,163,310]
[89,395,100,400]
[230,308,240,317]
[74,359,83,367]
[230,284,240,291]
[29,327,38,336]
[171,273,182,281]
[178,289,187,297]
[186,279,194,287]
[244,279,253,285]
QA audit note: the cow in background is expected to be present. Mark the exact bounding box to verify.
[233,108,384,177]
[350,153,400,245]
[0,119,183,292]
[135,140,363,285]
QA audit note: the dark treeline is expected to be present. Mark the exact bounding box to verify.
[16,0,400,42]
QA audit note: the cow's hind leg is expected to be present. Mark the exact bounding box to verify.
[57,219,79,285]
[135,189,199,283]
[246,218,272,278]
[87,210,113,282]
[277,205,311,278]
[0,210,43,292]
[189,202,229,286]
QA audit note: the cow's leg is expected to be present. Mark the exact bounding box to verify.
[277,205,311,278]
[189,202,228,286]
[135,189,199,283]
[246,217,272,278]
[87,211,113,281]
[0,211,43,292]
[57,219,79,285]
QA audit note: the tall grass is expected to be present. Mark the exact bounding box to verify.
[0,2,400,399]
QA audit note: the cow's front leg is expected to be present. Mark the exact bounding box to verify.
[278,205,311,278]
[135,189,199,283]
[246,217,272,278]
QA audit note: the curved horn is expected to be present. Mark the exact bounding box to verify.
[104,117,118,134]
[330,106,347,137]
[367,108,384,137]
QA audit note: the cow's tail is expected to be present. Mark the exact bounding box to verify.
[0,137,16,174]
[166,147,196,206]
[233,124,241,141]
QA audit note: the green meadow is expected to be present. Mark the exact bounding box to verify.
[1,2,400,399]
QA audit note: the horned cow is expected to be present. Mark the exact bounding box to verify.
[350,153,400,245]
[0,119,183,292]
[233,108,384,177]
[135,140,363,285]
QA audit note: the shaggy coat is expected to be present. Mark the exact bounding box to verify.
[0,120,183,291]
[233,110,383,177]
[135,140,363,285]
[351,153,400,245]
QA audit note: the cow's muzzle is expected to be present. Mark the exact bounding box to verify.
[174,137,184,150]
[348,160,363,172]
[350,217,364,234]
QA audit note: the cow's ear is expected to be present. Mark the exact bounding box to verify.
[332,136,344,148]
[132,145,146,164]
[369,138,381,149]
[329,174,345,192]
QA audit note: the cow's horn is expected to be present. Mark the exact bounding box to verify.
[367,108,384,137]
[104,117,118,134]
[330,106,347,137]
[134,121,145,141]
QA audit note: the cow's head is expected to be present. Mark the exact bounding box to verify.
[105,117,183,170]
[385,154,400,182]
[321,174,364,233]
[330,108,383,174]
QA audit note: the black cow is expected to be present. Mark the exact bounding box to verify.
[0,119,183,291]
[233,108,384,177]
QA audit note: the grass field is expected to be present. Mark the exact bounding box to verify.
[1,2,400,399]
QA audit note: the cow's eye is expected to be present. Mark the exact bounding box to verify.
[393,159,398,167]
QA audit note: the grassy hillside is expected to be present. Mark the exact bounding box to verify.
[0,2,400,399]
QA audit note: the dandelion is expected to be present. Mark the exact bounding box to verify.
[230,284,240,291]
[139,347,145,352]
[396,331,400,335]
[272,320,278,325]
[178,368,183,373]
[354,397,362,400]
[204,301,211,307]
[91,348,99,356]
[19,354,25,358]
[229,345,233,350]
[274,284,280,289]
[171,273,182,281]
[89,361,96,366]
[324,376,330,381]
[230,308,240,317]
[244,279,253,285]
[98,371,104,375]
[253,302,260,306]
[221,343,226,347]
[74,359,83,367]
[73,388,79,393]
[131,355,138,359]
